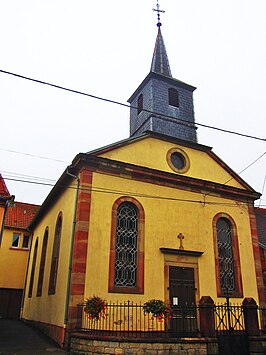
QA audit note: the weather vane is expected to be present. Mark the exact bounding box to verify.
[153,0,165,27]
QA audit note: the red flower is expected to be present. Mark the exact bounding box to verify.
[143,299,172,322]
[84,296,107,321]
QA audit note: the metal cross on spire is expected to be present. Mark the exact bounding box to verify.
[153,0,165,27]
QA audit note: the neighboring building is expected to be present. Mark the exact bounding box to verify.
[255,207,266,300]
[0,173,39,319]
[0,173,11,235]
[21,21,263,348]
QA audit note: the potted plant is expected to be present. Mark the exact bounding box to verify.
[143,299,171,322]
[84,296,107,320]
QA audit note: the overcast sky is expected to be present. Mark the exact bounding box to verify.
[1,0,266,207]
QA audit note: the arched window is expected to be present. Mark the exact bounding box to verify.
[48,214,62,295]
[37,228,48,297]
[137,94,143,115]
[28,238,38,298]
[109,197,144,294]
[217,218,236,293]
[115,202,138,287]
[213,214,243,297]
[168,88,179,108]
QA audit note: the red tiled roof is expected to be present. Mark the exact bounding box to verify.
[5,201,40,229]
[255,207,266,247]
[0,174,10,197]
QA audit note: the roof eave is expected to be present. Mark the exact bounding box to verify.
[72,154,261,202]
[87,131,212,157]
[207,150,259,193]
[28,167,75,230]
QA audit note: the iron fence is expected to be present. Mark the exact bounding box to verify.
[259,307,266,334]
[76,300,266,340]
[214,303,245,333]
[76,301,199,339]
[214,300,248,355]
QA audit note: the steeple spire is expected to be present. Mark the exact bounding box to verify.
[151,1,172,77]
[128,2,198,143]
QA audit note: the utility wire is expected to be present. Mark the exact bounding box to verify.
[1,170,57,184]
[1,69,266,142]
[4,150,266,193]
[2,175,261,208]
[258,174,266,207]
[223,151,266,185]
[201,151,266,201]
[0,148,68,163]
[2,150,266,206]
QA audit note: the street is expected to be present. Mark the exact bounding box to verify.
[0,319,68,354]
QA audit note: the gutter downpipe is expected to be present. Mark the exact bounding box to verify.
[63,169,80,348]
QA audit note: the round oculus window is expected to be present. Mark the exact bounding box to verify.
[170,152,186,170]
[167,148,190,173]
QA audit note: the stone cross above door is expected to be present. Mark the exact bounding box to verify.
[177,233,185,250]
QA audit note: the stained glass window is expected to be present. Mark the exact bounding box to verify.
[114,202,138,287]
[216,218,236,293]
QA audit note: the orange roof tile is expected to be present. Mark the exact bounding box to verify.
[0,174,10,198]
[5,201,40,229]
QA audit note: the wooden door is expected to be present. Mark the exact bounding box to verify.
[0,288,23,319]
[169,266,197,336]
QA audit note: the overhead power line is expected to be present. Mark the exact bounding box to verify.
[2,175,264,208]
[1,170,57,184]
[0,148,68,163]
[1,69,266,142]
[223,151,266,185]
[258,174,266,207]
[2,149,266,205]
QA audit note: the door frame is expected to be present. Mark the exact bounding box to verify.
[162,253,201,307]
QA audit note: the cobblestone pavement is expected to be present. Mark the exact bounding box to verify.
[0,319,69,355]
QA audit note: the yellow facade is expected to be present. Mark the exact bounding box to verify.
[22,180,76,327]
[0,228,29,289]
[99,138,246,190]
[86,137,258,304]
[22,135,260,332]
[86,173,257,304]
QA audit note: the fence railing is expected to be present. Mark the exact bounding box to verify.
[76,301,199,338]
[259,307,266,334]
[76,299,266,339]
[214,303,245,333]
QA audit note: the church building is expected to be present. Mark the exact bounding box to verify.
[21,12,263,348]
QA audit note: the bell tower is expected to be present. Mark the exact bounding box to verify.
[128,2,198,143]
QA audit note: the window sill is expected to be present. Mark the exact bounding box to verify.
[9,247,29,251]
[217,291,243,298]
[109,286,144,294]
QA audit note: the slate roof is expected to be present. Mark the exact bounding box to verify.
[255,207,266,248]
[0,174,10,198]
[150,26,172,77]
[5,201,40,229]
